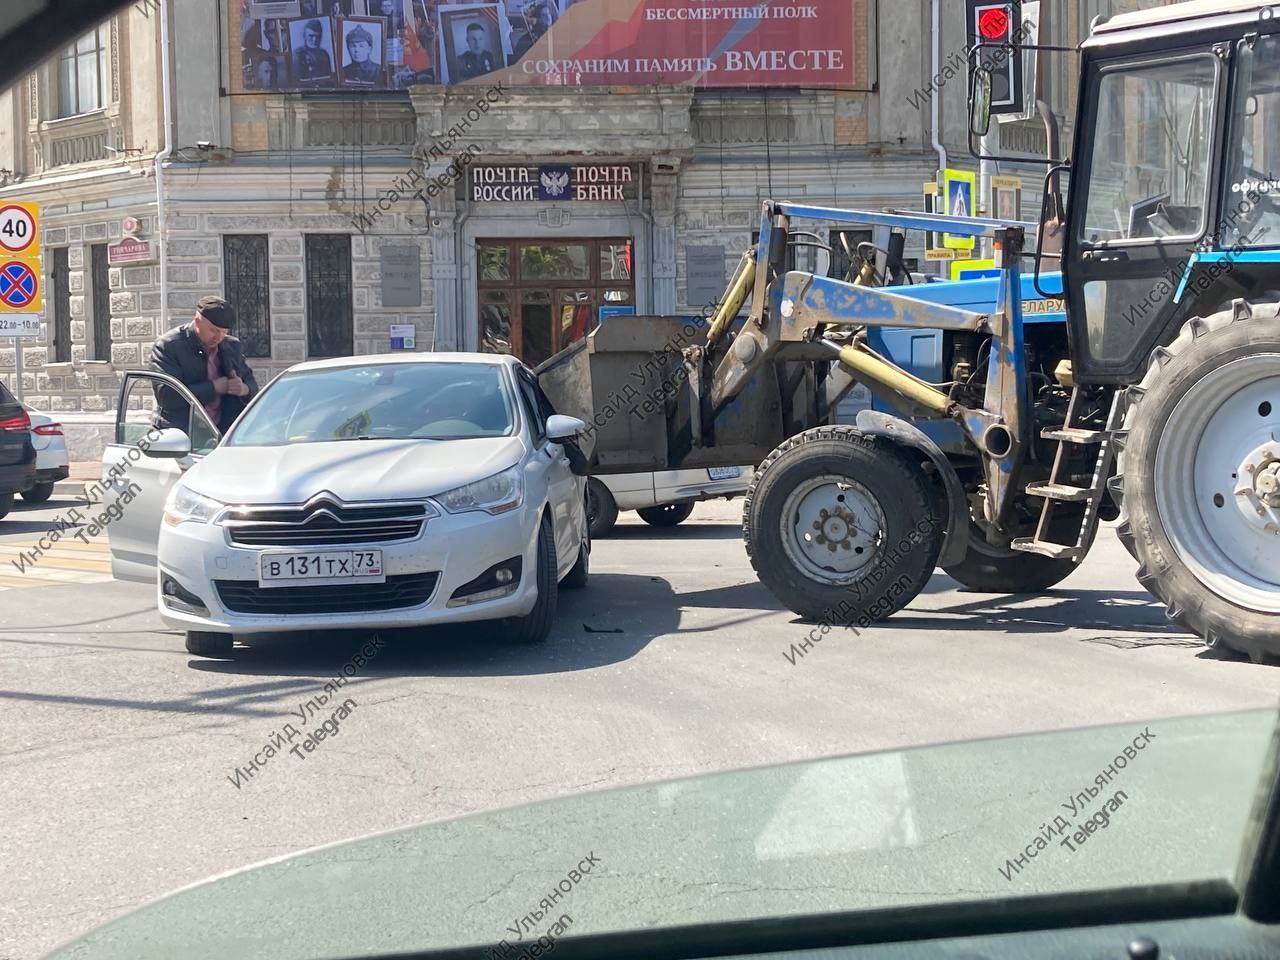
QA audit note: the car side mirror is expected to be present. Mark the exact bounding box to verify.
[545,415,586,441]
[144,427,193,459]
[970,67,993,137]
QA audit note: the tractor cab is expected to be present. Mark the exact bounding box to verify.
[1061,1,1280,385]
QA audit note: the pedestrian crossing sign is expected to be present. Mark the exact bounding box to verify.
[942,169,977,251]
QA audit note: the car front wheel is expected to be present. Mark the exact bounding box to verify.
[501,514,558,644]
[185,631,234,658]
[586,478,618,538]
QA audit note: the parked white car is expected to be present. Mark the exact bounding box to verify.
[21,406,70,504]
[587,466,752,537]
[101,354,590,657]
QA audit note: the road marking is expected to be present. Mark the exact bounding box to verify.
[0,536,114,589]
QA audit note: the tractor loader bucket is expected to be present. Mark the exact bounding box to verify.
[536,316,793,476]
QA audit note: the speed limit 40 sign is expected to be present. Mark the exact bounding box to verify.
[0,202,40,258]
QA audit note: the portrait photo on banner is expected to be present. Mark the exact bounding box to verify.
[507,0,560,62]
[437,3,512,85]
[339,16,386,87]
[288,15,337,85]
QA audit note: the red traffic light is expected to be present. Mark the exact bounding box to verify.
[978,6,1010,38]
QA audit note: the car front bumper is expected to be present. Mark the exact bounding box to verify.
[155,504,543,635]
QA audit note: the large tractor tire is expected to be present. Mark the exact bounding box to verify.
[943,518,1083,593]
[1115,301,1280,662]
[743,426,945,624]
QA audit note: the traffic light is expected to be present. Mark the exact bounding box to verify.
[966,1,1024,117]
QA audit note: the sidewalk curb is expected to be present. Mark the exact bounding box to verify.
[52,479,101,503]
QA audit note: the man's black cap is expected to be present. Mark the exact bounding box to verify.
[196,295,235,329]
[347,24,374,48]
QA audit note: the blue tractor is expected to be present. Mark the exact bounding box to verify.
[541,1,1280,661]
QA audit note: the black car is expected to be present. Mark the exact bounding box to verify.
[0,380,36,520]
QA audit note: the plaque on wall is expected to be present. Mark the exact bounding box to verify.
[380,245,421,307]
[685,245,726,309]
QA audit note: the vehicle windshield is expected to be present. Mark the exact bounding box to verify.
[1081,55,1217,243]
[1221,33,1280,247]
[224,362,516,446]
[45,710,1279,960]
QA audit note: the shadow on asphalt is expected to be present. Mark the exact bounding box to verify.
[188,572,680,679]
[600,521,742,541]
[889,584,1202,646]
[10,496,86,511]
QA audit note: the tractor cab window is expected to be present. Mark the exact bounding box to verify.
[1222,34,1280,247]
[1080,56,1217,244]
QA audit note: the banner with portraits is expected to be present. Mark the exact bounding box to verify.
[237,0,859,92]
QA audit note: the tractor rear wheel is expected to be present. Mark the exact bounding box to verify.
[1116,301,1280,662]
[743,426,944,624]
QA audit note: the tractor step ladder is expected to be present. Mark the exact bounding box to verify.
[1012,388,1125,561]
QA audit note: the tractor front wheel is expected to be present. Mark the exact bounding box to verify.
[743,426,944,624]
[1117,301,1280,662]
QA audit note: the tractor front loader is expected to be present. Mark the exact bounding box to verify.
[541,204,1110,636]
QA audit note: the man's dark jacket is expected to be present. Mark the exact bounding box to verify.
[150,324,260,434]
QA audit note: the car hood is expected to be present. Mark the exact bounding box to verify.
[40,710,1278,960]
[183,436,527,504]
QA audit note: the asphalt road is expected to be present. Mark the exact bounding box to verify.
[2,494,1278,960]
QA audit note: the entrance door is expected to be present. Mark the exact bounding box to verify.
[519,289,555,367]
[478,238,634,366]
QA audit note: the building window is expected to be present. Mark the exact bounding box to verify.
[304,235,353,359]
[51,248,72,363]
[90,243,111,361]
[752,230,798,273]
[828,229,874,282]
[58,27,108,118]
[223,235,271,358]
[476,238,634,368]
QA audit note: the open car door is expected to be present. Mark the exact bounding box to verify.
[103,372,220,583]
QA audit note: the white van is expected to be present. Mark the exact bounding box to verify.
[586,465,751,536]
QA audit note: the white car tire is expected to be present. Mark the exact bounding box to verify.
[502,514,558,644]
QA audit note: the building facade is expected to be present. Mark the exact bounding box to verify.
[0,0,1160,458]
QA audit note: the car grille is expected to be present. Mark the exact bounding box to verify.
[224,499,430,547]
[214,573,439,615]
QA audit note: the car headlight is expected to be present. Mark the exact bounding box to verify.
[163,484,226,526]
[436,464,524,516]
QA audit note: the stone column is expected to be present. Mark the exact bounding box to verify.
[650,159,680,316]
[425,160,460,351]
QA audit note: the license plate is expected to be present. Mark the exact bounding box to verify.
[707,466,741,480]
[259,549,385,588]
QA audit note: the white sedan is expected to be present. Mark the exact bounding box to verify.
[21,406,70,503]
[102,354,590,657]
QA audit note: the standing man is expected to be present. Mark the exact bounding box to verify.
[151,296,259,435]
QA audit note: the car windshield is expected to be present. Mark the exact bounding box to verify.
[44,710,1280,960]
[224,362,516,446]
